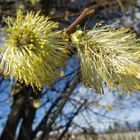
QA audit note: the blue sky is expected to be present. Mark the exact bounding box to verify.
[71,85,140,132]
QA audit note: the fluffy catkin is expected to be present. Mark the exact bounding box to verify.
[0,11,69,90]
[71,25,140,94]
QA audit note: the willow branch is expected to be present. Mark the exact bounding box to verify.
[66,6,96,35]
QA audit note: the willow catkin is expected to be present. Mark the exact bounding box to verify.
[0,11,69,90]
[71,24,140,94]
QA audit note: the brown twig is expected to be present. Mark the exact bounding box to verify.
[66,6,96,35]
[65,0,121,35]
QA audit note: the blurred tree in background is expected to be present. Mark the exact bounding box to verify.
[0,1,140,140]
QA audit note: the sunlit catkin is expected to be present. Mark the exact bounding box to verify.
[71,25,140,94]
[0,11,69,90]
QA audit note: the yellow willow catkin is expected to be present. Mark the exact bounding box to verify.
[0,11,69,90]
[71,24,140,94]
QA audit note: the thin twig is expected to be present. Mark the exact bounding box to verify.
[66,6,96,35]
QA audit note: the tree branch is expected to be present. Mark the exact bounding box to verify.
[66,6,96,35]
[39,76,80,140]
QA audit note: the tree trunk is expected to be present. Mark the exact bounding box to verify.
[17,103,36,140]
[17,90,37,140]
[0,86,29,140]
